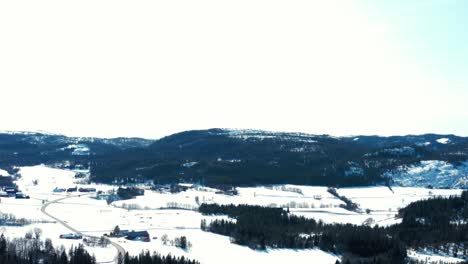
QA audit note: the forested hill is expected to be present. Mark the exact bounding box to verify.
[1,129,468,187]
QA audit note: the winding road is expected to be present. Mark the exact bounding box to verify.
[40,194,126,264]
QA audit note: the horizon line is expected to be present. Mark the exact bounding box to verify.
[0,128,465,141]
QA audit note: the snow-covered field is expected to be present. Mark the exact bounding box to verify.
[0,165,465,264]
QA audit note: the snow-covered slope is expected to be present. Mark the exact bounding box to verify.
[0,168,9,176]
[436,138,451,144]
[385,160,468,188]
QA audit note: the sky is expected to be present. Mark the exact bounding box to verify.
[0,0,467,139]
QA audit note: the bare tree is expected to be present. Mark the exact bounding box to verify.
[161,234,169,245]
[24,231,33,240]
[33,228,42,240]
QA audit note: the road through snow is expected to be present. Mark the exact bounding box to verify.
[41,194,125,264]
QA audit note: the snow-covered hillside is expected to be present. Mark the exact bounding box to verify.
[222,129,321,143]
[0,169,9,176]
[2,130,468,188]
[386,160,468,188]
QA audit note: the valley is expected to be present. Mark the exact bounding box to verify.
[1,165,467,264]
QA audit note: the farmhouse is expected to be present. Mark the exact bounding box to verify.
[53,187,66,193]
[126,231,150,242]
[15,192,30,199]
[78,187,97,193]
[60,233,83,240]
[67,187,78,192]
[4,187,17,197]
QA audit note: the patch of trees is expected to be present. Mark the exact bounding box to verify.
[327,188,360,212]
[395,190,468,257]
[0,176,15,188]
[83,236,110,248]
[117,187,145,200]
[199,204,406,263]
[174,236,191,250]
[0,234,96,264]
[200,192,468,263]
[0,233,200,264]
[121,251,199,264]
[0,213,31,226]
[159,234,192,251]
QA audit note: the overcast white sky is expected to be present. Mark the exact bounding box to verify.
[1,0,467,139]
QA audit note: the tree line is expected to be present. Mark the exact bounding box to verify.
[199,192,468,264]
[0,234,199,264]
[0,234,95,264]
[395,190,468,257]
[121,251,199,264]
[199,204,405,264]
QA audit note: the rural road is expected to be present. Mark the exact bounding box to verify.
[41,194,126,264]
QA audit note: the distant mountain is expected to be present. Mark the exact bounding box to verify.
[1,129,467,188]
[0,132,154,169]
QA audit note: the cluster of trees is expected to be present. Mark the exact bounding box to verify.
[200,193,468,263]
[0,212,31,226]
[327,187,360,212]
[0,176,15,188]
[83,236,110,248]
[0,234,95,264]
[0,234,200,264]
[117,187,145,200]
[199,204,406,264]
[121,251,199,264]
[160,234,192,250]
[395,191,468,257]
[265,185,303,194]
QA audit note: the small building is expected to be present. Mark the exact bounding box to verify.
[60,233,83,240]
[67,187,78,192]
[15,192,30,199]
[5,189,17,197]
[126,231,150,242]
[78,187,97,193]
[53,187,66,193]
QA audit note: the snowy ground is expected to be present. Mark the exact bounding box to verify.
[334,186,463,226]
[0,168,9,176]
[0,165,465,264]
[408,249,466,263]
